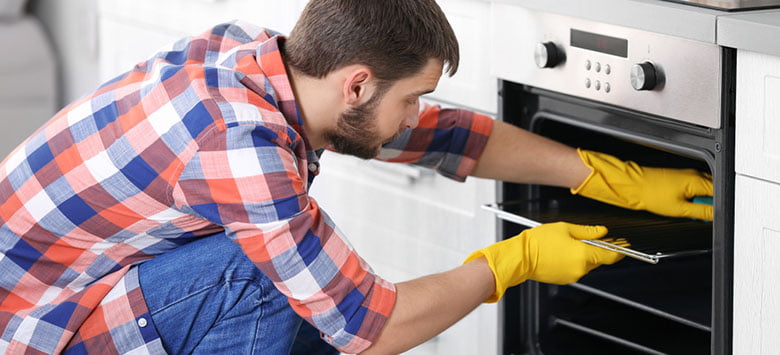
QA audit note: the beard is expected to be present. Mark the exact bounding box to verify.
[325,89,388,159]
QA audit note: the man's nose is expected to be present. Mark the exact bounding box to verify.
[403,114,419,129]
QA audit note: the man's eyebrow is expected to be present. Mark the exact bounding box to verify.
[411,88,436,97]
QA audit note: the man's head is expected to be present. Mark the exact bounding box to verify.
[324,59,442,159]
[284,0,459,159]
[285,0,459,83]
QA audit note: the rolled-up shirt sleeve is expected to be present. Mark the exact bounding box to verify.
[377,105,494,182]
[171,122,396,353]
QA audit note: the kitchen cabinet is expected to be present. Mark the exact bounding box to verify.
[734,50,780,184]
[97,0,307,81]
[98,0,496,113]
[310,100,498,355]
[733,49,780,354]
[733,175,780,354]
[308,0,499,351]
[310,149,498,355]
[429,0,497,114]
[97,1,499,354]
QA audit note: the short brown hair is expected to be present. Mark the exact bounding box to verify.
[284,0,459,82]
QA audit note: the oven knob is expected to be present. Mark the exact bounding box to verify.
[535,42,564,68]
[630,62,659,91]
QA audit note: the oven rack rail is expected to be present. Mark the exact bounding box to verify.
[482,199,713,264]
[568,282,711,332]
[544,270,712,355]
[552,318,667,355]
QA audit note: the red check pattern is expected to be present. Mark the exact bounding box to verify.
[0,21,493,354]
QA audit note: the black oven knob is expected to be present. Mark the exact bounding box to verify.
[630,62,659,91]
[535,42,564,68]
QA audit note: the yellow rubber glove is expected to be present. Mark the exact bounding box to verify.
[571,149,714,220]
[464,222,624,303]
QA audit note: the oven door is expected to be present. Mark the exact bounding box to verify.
[496,80,734,354]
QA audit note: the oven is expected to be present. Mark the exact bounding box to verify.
[488,4,737,354]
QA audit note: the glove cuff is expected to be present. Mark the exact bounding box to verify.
[570,148,597,195]
[463,250,504,303]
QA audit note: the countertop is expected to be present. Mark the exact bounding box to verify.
[491,0,780,56]
[718,9,780,57]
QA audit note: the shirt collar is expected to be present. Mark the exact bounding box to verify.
[254,35,320,178]
[254,36,313,149]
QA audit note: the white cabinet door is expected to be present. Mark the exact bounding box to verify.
[99,0,305,35]
[735,50,780,184]
[310,99,498,355]
[97,18,182,82]
[432,0,497,114]
[98,0,307,81]
[309,151,498,355]
[733,174,780,354]
[98,0,496,114]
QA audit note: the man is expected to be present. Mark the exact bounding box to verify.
[0,0,712,354]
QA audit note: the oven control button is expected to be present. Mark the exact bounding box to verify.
[585,60,591,70]
[630,62,659,91]
[604,82,611,93]
[605,64,611,75]
[595,62,601,73]
[595,80,601,91]
[535,42,564,68]
[585,78,591,88]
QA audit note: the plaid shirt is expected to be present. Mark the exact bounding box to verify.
[0,21,493,354]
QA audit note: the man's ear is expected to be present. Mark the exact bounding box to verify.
[343,66,377,106]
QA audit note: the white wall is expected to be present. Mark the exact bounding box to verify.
[0,2,58,156]
[30,0,99,106]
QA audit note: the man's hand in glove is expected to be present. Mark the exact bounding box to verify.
[572,149,714,220]
[464,222,624,303]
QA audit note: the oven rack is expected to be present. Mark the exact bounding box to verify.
[482,198,713,264]
[546,311,710,355]
[575,255,712,330]
[541,273,712,355]
[551,318,667,355]
[539,254,713,349]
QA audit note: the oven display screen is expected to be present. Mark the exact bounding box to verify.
[570,29,628,58]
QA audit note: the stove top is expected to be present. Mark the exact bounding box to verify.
[664,0,780,11]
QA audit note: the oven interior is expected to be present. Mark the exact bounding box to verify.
[498,80,732,354]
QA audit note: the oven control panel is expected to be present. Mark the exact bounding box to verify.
[491,3,722,128]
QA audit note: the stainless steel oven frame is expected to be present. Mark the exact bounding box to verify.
[495,45,735,353]
[490,5,736,353]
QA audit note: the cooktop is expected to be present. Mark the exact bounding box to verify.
[664,0,780,10]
